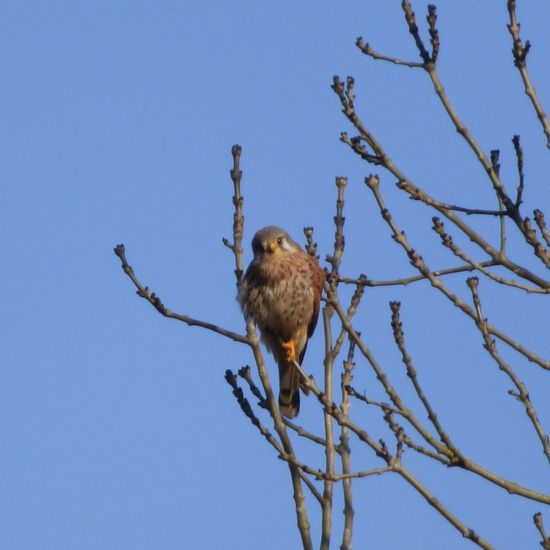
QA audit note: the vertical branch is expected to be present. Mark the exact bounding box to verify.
[340,340,356,550]
[223,144,245,285]
[229,147,312,549]
[401,0,432,64]
[246,320,314,550]
[534,512,550,550]
[512,135,525,208]
[389,301,459,458]
[320,305,335,550]
[304,226,319,258]
[507,0,550,149]
[467,278,550,463]
[394,465,496,550]
[365,174,550,367]
[400,5,550,267]
[320,176,348,550]
[490,149,507,255]
[327,177,348,274]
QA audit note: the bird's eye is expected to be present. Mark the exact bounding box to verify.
[277,236,284,245]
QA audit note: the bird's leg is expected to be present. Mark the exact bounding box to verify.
[281,339,296,363]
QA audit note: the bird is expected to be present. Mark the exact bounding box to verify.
[238,226,325,418]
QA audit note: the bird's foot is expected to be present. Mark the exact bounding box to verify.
[282,339,296,363]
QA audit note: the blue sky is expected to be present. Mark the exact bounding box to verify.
[2,1,549,548]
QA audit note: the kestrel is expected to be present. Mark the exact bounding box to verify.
[238,226,325,418]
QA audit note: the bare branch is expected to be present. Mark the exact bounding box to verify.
[397,430,452,465]
[398,179,550,285]
[322,175,350,550]
[534,512,550,550]
[534,210,550,248]
[491,148,508,255]
[389,301,458,457]
[337,261,498,288]
[326,176,348,275]
[321,306,335,550]
[401,0,432,65]
[326,283,453,459]
[238,366,331,448]
[394,464,496,550]
[291,359,386,459]
[223,144,245,285]
[467,277,550,462]
[303,226,319,258]
[426,4,439,63]
[507,0,550,149]
[512,135,525,208]
[365,176,550,370]
[333,73,550,285]
[340,340,355,550]
[113,244,248,344]
[330,466,389,482]
[225,369,324,504]
[432,217,549,294]
[355,37,423,68]
[237,366,268,408]
[371,4,550,266]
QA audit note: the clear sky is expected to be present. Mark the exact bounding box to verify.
[2,1,549,548]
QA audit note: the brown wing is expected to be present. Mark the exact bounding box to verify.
[298,259,326,365]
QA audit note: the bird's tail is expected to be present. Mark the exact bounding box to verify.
[278,361,300,419]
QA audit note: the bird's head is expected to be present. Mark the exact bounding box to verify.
[251,226,299,260]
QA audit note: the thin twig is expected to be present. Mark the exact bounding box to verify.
[426,4,439,63]
[333,466,389,481]
[355,37,423,68]
[432,217,549,294]
[398,178,550,285]
[381,4,550,268]
[222,144,245,285]
[534,210,550,248]
[419,38,550,268]
[237,366,331,448]
[398,431,453,465]
[401,0,432,65]
[303,226,319,258]
[534,512,550,550]
[330,270,550,504]
[326,282,453,459]
[291,359,387,458]
[326,176,348,274]
[237,366,268,407]
[322,175,350,550]
[491,149,507,255]
[389,301,459,458]
[365,176,550,370]
[337,261,498,288]
[340,339,356,550]
[113,244,248,344]
[512,135,525,208]
[467,277,550,463]
[507,0,550,149]
[333,75,550,286]
[321,306,335,550]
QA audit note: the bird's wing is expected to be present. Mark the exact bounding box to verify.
[307,262,326,339]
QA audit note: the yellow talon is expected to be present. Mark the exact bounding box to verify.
[282,339,296,363]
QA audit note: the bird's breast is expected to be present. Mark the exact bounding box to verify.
[240,256,315,339]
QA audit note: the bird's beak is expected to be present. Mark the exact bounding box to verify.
[264,241,277,254]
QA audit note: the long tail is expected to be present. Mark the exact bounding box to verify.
[278,361,300,419]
